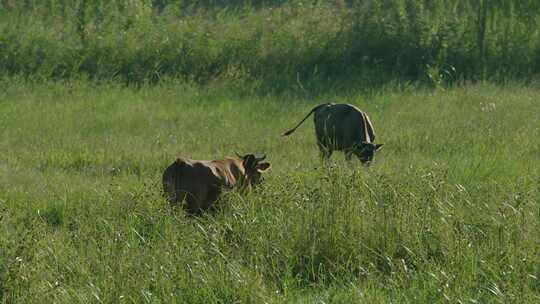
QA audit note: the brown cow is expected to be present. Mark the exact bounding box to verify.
[162,153,271,214]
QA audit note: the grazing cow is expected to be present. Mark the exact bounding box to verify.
[283,103,383,165]
[162,153,271,214]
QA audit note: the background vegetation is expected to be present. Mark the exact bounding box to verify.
[1,0,540,90]
[1,80,539,302]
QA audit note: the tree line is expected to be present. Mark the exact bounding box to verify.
[1,0,539,86]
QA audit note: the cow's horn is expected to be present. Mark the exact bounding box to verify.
[256,154,266,162]
[235,152,243,158]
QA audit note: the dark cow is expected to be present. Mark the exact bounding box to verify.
[162,153,271,214]
[283,103,383,165]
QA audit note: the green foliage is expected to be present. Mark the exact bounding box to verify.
[1,80,539,302]
[0,0,539,86]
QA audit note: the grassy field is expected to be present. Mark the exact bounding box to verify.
[1,80,539,303]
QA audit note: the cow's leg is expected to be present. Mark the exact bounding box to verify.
[184,195,200,215]
[203,185,221,211]
[344,150,354,162]
[172,190,188,208]
[318,142,332,165]
[183,188,205,215]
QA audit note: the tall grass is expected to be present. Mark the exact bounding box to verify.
[1,80,539,302]
[1,0,539,87]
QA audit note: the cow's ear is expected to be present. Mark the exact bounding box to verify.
[375,144,383,151]
[256,162,271,172]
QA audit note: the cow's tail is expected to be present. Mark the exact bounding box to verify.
[162,159,185,205]
[282,103,328,136]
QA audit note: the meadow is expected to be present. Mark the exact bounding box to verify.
[1,0,540,302]
[1,80,539,303]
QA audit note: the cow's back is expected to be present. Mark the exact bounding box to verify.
[314,103,367,150]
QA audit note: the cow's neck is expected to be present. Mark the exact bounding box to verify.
[220,160,247,189]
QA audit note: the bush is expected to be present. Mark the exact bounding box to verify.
[0,0,539,85]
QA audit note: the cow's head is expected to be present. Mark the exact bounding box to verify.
[236,153,271,187]
[354,142,383,166]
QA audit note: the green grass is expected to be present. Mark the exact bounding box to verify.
[1,1,540,84]
[1,80,539,303]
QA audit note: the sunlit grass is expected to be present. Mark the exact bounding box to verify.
[1,80,539,303]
